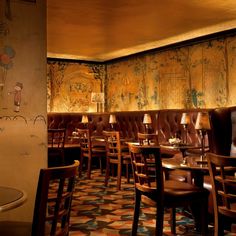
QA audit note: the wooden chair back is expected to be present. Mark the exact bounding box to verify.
[207,153,236,235]
[103,130,131,190]
[32,160,79,236]
[77,128,105,178]
[48,129,66,148]
[129,144,163,196]
[137,132,158,145]
[77,128,91,155]
[103,131,121,161]
[48,129,66,167]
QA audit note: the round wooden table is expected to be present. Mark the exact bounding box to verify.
[162,155,209,188]
[160,143,202,165]
[0,186,27,212]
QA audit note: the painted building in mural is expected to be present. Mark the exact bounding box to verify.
[47,33,236,113]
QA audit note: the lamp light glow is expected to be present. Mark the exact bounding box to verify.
[81,115,88,124]
[194,112,211,162]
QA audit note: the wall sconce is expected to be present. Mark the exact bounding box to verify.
[109,114,117,130]
[91,92,104,112]
[180,112,190,144]
[81,115,89,128]
[143,113,152,134]
[195,112,211,162]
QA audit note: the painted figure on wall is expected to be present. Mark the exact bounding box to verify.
[8,82,23,112]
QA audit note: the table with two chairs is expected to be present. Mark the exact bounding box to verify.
[127,133,209,235]
[130,134,236,235]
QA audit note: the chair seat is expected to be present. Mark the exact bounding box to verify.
[219,203,236,218]
[0,221,31,236]
[137,179,209,202]
[164,180,209,205]
[92,147,106,153]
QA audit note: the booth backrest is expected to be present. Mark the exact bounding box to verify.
[208,106,236,156]
[48,108,212,148]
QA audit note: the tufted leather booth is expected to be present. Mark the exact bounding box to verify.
[48,109,213,146]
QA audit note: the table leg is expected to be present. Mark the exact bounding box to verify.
[192,172,204,188]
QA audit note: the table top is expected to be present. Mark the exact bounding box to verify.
[160,143,201,150]
[0,186,27,212]
[162,155,209,173]
[127,142,159,148]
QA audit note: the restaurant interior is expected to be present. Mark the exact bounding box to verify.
[0,0,236,235]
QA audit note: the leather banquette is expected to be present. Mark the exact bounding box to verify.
[48,108,212,147]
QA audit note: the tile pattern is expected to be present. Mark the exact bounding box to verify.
[68,169,217,236]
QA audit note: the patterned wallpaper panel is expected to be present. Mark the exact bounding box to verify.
[47,61,105,112]
[47,33,236,112]
[106,34,236,111]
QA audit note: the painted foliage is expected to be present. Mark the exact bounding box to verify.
[47,61,105,112]
[106,34,236,111]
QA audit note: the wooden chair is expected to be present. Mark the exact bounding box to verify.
[138,132,191,183]
[77,128,106,179]
[129,144,209,235]
[0,160,79,236]
[207,153,236,236]
[103,130,131,190]
[48,128,66,167]
[137,132,158,145]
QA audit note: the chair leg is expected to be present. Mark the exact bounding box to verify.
[190,197,208,235]
[105,158,110,187]
[126,163,130,183]
[79,155,84,177]
[117,163,122,190]
[170,208,176,235]
[99,156,103,174]
[132,189,141,236]
[156,204,164,236]
[87,157,92,179]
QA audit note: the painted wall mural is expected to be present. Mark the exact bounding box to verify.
[47,33,236,112]
[47,61,105,112]
[106,34,236,111]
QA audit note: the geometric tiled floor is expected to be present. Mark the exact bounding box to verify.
[68,169,233,236]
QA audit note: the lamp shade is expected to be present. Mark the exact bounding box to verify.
[180,113,190,125]
[195,112,211,130]
[91,92,105,103]
[109,114,117,124]
[143,113,152,124]
[81,115,89,124]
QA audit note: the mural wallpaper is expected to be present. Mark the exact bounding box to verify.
[47,33,236,112]
[106,34,236,111]
[47,61,105,112]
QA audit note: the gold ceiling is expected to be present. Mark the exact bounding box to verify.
[47,0,236,62]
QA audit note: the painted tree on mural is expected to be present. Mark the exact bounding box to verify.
[170,46,205,108]
[133,56,148,109]
[88,64,105,91]
[147,53,160,106]
[47,62,67,111]
[214,38,229,107]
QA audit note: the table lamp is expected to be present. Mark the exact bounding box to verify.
[143,113,152,134]
[81,115,89,128]
[195,111,211,162]
[109,114,117,130]
[180,112,190,144]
